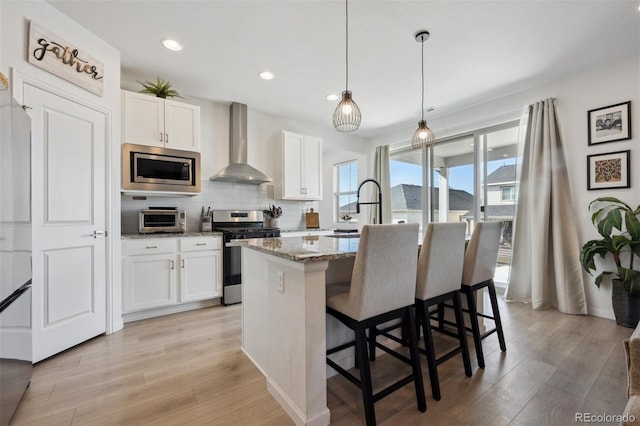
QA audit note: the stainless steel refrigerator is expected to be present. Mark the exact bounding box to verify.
[0,82,33,426]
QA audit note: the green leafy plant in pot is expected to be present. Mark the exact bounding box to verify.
[137,76,184,99]
[580,197,640,327]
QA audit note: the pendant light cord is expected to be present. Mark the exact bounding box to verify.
[420,37,424,122]
[345,0,349,91]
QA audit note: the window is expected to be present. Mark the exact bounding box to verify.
[390,121,520,289]
[501,186,516,201]
[389,152,425,227]
[335,160,358,222]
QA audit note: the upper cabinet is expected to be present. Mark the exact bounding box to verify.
[121,90,201,152]
[277,131,322,200]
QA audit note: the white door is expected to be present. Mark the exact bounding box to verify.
[24,84,108,362]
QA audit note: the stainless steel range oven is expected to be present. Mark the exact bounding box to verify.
[212,210,280,305]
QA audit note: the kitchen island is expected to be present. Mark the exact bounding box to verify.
[239,235,360,426]
[239,234,483,425]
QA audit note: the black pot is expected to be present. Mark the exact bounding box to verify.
[612,279,640,328]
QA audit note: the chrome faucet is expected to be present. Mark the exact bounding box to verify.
[356,179,382,224]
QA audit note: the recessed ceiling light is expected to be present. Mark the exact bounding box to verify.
[259,71,274,80]
[326,94,339,101]
[161,39,182,51]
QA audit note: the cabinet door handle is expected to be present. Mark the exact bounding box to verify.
[146,245,158,249]
[160,132,163,142]
[170,260,175,269]
[165,133,168,143]
[181,259,185,268]
[196,243,206,246]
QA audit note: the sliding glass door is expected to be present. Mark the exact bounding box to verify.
[389,121,520,288]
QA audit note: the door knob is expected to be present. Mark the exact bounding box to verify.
[92,230,108,238]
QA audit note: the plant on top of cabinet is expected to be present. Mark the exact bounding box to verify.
[137,76,184,99]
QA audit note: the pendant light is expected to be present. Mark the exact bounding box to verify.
[412,30,436,150]
[333,0,361,132]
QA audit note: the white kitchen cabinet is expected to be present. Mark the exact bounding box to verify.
[123,252,178,312]
[278,131,322,200]
[121,90,201,152]
[122,235,222,316]
[122,238,178,313]
[179,237,223,303]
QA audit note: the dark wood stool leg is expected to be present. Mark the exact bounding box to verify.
[406,306,427,412]
[368,327,377,362]
[417,301,440,401]
[453,291,472,377]
[487,280,507,352]
[355,326,375,426]
[437,302,445,331]
[465,287,485,369]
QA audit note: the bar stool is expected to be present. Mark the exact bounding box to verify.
[461,221,506,369]
[414,222,472,401]
[326,223,426,426]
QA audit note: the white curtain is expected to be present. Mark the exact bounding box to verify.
[505,98,587,314]
[370,145,392,224]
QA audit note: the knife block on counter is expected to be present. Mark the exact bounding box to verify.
[201,215,212,232]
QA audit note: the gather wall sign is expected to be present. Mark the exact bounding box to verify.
[28,21,104,96]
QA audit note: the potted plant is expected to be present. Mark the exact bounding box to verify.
[137,76,184,99]
[580,197,640,327]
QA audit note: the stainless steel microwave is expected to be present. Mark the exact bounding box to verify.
[122,143,201,193]
[139,209,186,234]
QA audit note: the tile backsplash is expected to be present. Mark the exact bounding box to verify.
[121,181,319,234]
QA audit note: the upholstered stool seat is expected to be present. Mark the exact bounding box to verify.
[326,223,426,425]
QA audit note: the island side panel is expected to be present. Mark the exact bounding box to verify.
[241,247,330,426]
[241,246,269,373]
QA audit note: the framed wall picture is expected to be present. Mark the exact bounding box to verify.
[587,101,631,145]
[587,150,630,190]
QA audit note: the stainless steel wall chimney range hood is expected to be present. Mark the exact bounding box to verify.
[209,102,272,185]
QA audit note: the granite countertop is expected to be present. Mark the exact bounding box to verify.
[232,235,360,263]
[121,231,223,240]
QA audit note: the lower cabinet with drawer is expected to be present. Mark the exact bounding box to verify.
[122,235,222,320]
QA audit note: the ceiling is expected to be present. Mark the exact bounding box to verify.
[47,0,640,138]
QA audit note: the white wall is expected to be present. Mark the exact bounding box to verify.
[1,0,122,331]
[120,78,372,231]
[372,54,640,320]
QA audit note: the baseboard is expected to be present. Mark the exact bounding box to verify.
[587,306,615,321]
[122,298,220,323]
[267,377,330,426]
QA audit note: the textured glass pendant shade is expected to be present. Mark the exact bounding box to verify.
[411,119,436,149]
[333,90,361,132]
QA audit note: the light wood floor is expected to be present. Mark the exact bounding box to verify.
[11,297,632,425]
